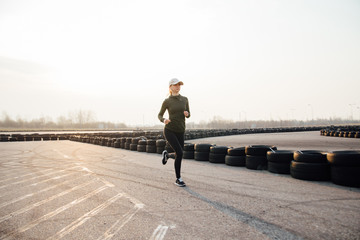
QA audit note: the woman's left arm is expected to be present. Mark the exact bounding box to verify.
[184,98,190,118]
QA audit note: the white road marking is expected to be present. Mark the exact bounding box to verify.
[149,225,170,240]
[52,149,71,159]
[0,166,79,189]
[0,179,95,223]
[80,166,115,187]
[30,171,76,186]
[0,168,53,184]
[0,168,80,198]
[0,173,90,209]
[47,193,124,240]
[1,185,110,240]
[99,203,144,240]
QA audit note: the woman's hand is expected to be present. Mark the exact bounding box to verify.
[184,111,189,117]
[164,119,171,125]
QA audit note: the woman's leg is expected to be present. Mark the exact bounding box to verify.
[164,128,184,179]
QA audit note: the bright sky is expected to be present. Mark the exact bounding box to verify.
[0,0,359,126]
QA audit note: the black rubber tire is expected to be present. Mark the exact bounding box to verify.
[25,136,33,141]
[146,145,156,153]
[114,142,121,148]
[268,162,290,174]
[194,151,209,161]
[156,139,166,147]
[267,150,294,163]
[293,150,328,163]
[290,161,330,181]
[130,144,138,151]
[137,145,146,152]
[331,166,360,187]
[245,145,277,156]
[183,151,194,159]
[210,146,228,154]
[125,143,131,150]
[138,140,147,146]
[227,147,245,156]
[209,153,226,163]
[246,155,268,170]
[327,151,360,166]
[146,139,156,146]
[156,146,165,154]
[184,143,195,151]
[225,155,246,166]
[194,144,213,152]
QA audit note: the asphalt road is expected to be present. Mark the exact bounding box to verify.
[0,131,359,240]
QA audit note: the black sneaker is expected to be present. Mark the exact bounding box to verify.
[162,150,169,165]
[175,178,186,187]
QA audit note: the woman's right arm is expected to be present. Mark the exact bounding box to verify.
[158,100,167,123]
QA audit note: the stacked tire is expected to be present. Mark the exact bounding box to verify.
[156,139,166,154]
[290,150,330,181]
[225,147,246,166]
[114,138,121,148]
[194,144,213,161]
[0,135,9,142]
[125,138,132,150]
[183,143,195,159]
[130,138,140,151]
[327,151,360,187]
[146,139,156,153]
[137,139,147,152]
[120,137,126,149]
[245,145,277,170]
[209,146,228,163]
[267,150,294,174]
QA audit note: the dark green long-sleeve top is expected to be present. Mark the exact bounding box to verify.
[158,94,190,133]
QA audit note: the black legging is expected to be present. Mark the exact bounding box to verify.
[164,128,184,179]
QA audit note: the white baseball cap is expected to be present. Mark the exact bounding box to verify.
[169,78,184,86]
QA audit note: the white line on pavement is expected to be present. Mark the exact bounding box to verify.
[0,168,54,184]
[1,185,110,240]
[47,193,124,240]
[0,178,96,224]
[0,166,80,190]
[149,225,169,240]
[99,203,144,240]
[0,173,91,209]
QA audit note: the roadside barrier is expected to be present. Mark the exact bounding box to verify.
[69,133,358,187]
[194,143,213,161]
[327,151,360,187]
[183,143,195,159]
[245,145,277,170]
[209,146,229,163]
[156,139,166,154]
[290,150,330,181]
[320,125,360,138]
[225,147,246,166]
[266,150,293,174]
[2,127,359,187]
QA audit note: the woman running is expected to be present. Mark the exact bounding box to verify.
[158,78,190,187]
